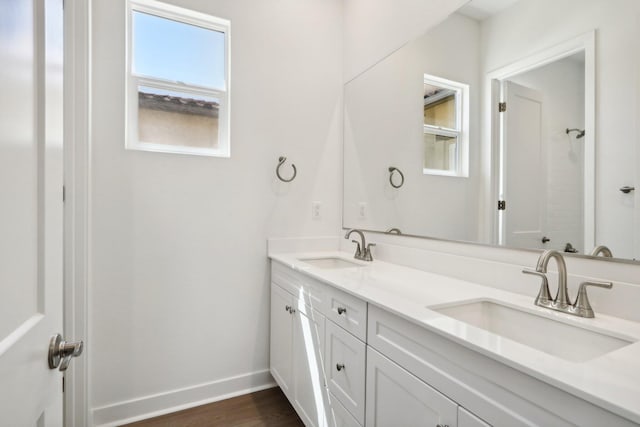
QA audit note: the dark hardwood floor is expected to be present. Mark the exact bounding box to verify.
[122,387,304,427]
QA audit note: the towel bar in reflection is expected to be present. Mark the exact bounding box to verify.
[388,166,405,188]
[276,156,297,182]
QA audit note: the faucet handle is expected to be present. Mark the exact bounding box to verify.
[351,240,362,257]
[363,243,376,261]
[522,268,552,304]
[572,280,613,318]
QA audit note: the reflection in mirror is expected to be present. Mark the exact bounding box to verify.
[343,0,640,262]
[423,75,469,176]
[497,52,588,254]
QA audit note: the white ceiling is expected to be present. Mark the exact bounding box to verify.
[458,0,521,21]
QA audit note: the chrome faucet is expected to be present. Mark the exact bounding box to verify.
[344,229,376,261]
[536,250,570,308]
[523,250,612,318]
[590,245,613,257]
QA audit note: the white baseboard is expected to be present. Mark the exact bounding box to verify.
[92,369,276,427]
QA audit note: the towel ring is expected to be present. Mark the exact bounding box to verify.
[277,156,297,182]
[388,166,404,189]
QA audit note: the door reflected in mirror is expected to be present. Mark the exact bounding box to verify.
[343,0,640,262]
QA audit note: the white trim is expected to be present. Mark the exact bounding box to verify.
[487,31,596,249]
[63,0,92,426]
[125,0,231,157]
[632,15,640,260]
[91,370,276,427]
[130,0,229,34]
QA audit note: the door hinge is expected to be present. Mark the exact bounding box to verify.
[498,102,507,112]
[498,200,506,210]
[62,185,66,202]
[62,376,65,393]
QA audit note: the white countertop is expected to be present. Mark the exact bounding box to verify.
[269,250,640,424]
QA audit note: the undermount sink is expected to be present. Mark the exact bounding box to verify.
[299,257,363,270]
[431,300,635,362]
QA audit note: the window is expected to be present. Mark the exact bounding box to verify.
[423,74,469,176]
[126,0,230,157]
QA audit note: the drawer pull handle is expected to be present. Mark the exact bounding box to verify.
[436,425,449,427]
[336,363,345,371]
[337,307,347,315]
[285,305,291,313]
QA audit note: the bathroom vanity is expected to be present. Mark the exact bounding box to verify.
[269,250,640,427]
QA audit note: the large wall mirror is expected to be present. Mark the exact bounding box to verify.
[343,0,640,262]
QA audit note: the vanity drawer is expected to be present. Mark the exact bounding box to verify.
[329,392,362,427]
[325,320,366,424]
[324,285,367,341]
[271,260,327,312]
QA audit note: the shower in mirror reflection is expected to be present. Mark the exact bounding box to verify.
[498,51,586,253]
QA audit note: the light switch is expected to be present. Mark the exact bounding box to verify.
[358,202,367,220]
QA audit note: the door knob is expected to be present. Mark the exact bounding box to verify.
[48,334,83,372]
[620,186,635,194]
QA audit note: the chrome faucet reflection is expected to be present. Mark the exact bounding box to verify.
[344,229,376,261]
[590,245,613,257]
[522,250,612,318]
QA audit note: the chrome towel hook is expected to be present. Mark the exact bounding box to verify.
[276,156,297,182]
[388,166,405,188]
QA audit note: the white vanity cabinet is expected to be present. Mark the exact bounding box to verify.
[366,347,457,427]
[293,302,328,427]
[270,283,294,396]
[270,260,637,427]
[271,262,367,427]
[270,279,330,427]
[367,305,637,427]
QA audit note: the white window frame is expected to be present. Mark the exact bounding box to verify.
[126,0,231,157]
[423,74,469,177]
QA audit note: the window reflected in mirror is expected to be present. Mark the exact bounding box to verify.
[423,75,468,176]
[424,133,457,172]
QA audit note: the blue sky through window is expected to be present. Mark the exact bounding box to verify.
[133,11,225,90]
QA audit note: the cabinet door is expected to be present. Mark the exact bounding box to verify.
[293,304,329,427]
[366,347,458,427]
[329,393,362,427]
[459,408,491,427]
[325,321,366,424]
[271,283,294,396]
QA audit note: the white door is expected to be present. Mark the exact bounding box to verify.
[365,347,458,427]
[270,283,294,397]
[0,0,67,425]
[501,81,547,249]
[293,304,328,427]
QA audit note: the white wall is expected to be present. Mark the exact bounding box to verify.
[343,13,482,241]
[480,0,640,259]
[510,55,585,253]
[89,0,343,424]
[342,0,467,81]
